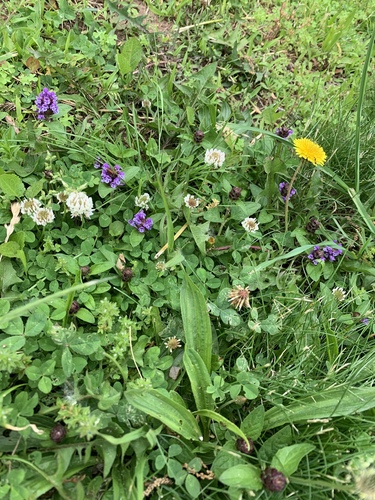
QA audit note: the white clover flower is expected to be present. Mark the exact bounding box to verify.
[332,287,347,302]
[20,198,42,216]
[31,207,55,226]
[204,148,225,168]
[56,192,68,203]
[135,193,151,210]
[184,194,200,209]
[241,217,259,233]
[66,191,94,218]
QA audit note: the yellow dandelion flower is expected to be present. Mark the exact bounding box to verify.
[293,138,327,166]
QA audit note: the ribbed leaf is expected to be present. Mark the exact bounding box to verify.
[125,389,203,441]
[264,386,375,430]
[181,274,212,371]
[195,409,249,443]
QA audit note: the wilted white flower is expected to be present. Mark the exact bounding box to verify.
[135,193,151,210]
[20,198,42,216]
[204,148,225,168]
[184,194,200,209]
[332,287,347,301]
[31,207,55,226]
[241,217,259,233]
[164,336,182,352]
[56,192,68,203]
[66,191,94,218]
[228,285,250,311]
[206,198,220,210]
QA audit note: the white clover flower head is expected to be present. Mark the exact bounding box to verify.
[184,194,200,209]
[164,336,182,352]
[241,217,259,233]
[66,191,94,218]
[204,148,225,168]
[332,287,347,301]
[135,193,151,210]
[20,198,42,216]
[31,207,55,226]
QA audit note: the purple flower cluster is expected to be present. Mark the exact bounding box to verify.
[279,182,296,201]
[35,88,59,120]
[308,242,343,265]
[128,210,153,233]
[95,160,125,188]
[275,126,293,138]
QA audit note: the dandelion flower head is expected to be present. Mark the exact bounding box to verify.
[241,217,259,233]
[66,191,94,218]
[204,148,225,168]
[293,138,327,166]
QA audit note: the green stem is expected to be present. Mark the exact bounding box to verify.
[102,351,128,384]
[284,161,303,232]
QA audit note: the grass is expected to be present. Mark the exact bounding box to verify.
[0,0,375,498]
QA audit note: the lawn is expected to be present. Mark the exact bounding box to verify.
[1,0,375,498]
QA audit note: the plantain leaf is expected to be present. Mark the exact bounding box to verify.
[264,386,375,430]
[194,409,249,443]
[181,274,212,372]
[125,389,203,441]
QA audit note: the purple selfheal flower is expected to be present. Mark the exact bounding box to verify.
[35,88,59,120]
[275,126,293,138]
[361,318,370,325]
[128,210,153,233]
[308,242,343,265]
[100,163,125,188]
[279,182,296,201]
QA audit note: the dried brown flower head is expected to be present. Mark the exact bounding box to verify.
[228,285,250,310]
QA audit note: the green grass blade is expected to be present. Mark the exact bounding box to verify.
[180,274,212,372]
[264,386,375,430]
[354,24,375,192]
[125,389,203,441]
[194,409,249,443]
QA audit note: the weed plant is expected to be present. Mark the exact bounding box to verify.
[0,1,375,499]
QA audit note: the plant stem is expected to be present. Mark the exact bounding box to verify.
[284,161,303,232]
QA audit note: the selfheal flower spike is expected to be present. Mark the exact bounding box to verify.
[128,210,153,233]
[35,88,59,120]
[100,163,125,188]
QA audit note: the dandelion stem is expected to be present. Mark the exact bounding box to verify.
[284,161,303,232]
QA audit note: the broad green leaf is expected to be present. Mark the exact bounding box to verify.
[0,241,20,258]
[185,474,201,498]
[1,336,25,351]
[117,37,143,76]
[181,274,212,371]
[183,348,214,439]
[125,389,203,441]
[38,376,52,394]
[69,334,101,355]
[75,308,96,323]
[240,405,265,440]
[24,310,48,337]
[190,221,210,255]
[258,426,292,462]
[0,174,25,197]
[219,464,262,490]
[271,443,315,476]
[61,348,73,377]
[89,262,114,275]
[264,387,375,429]
[101,442,118,478]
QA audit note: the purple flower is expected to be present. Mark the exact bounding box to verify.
[308,243,343,265]
[35,88,59,120]
[96,162,125,188]
[275,126,293,138]
[128,210,153,233]
[361,318,369,325]
[279,182,296,201]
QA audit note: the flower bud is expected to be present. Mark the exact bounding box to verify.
[80,266,91,276]
[50,424,67,443]
[261,467,287,492]
[194,130,205,143]
[229,187,242,200]
[122,267,134,282]
[69,300,80,314]
[306,217,320,233]
[236,437,254,455]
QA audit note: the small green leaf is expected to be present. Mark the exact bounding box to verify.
[0,241,20,258]
[271,443,315,476]
[185,474,201,498]
[61,348,73,377]
[219,464,262,490]
[240,405,265,440]
[75,308,96,324]
[0,174,25,197]
[38,376,52,394]
[117,37,143,76]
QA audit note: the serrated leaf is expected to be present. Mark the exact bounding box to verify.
[0,174,25,197]
[125,389,203,441]
[117,37,143,76]
[271,443,315,476]
[219,464,262,490]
